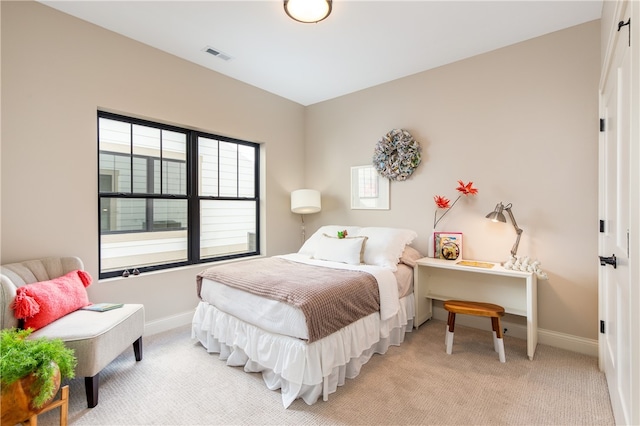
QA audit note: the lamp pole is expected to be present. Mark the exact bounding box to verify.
[504,204,523,256]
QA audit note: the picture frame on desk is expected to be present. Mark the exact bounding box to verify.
[434,232,462,260]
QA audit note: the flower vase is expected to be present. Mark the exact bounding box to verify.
[428,230,436,258]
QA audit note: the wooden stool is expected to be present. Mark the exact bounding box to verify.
[444,300,506,363]
[22,385,69,426]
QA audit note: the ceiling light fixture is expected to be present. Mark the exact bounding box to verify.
[284,0,332,23]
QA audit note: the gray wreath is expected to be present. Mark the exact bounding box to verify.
[372,129,422,181]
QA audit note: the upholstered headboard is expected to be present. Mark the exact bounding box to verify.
[0,256,84,330]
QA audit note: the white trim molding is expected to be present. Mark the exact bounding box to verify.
[143,310,195,336]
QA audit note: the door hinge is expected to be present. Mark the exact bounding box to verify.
[600,118,605,132]
[618,18,631,47]
[599,220,605,232]
[600,320,605,334]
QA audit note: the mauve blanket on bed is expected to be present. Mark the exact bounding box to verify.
[196,257,380,342]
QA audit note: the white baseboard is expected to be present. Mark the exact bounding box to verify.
[537,328,598,357]
[143,310,195,336]
[432,306,598,357]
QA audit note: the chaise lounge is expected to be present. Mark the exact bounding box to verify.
[0,256,144,408]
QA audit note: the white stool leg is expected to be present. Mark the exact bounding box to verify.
[496,337,506,363]
[446,330,454,355]
[445,311,456,355]
[493,330,499,352]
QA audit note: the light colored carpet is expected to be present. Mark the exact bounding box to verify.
[36,321,614,425]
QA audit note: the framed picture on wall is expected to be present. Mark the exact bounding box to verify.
[350,165,389,210]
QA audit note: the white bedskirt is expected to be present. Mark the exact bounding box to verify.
[191,293,415,408]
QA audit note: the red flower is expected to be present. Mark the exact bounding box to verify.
[433,180,479,229]
[434,195,451,209]
[456,181,478,196]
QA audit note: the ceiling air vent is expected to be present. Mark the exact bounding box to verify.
[203,46,233,61]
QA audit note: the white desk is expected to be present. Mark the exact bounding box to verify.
[413,257,538,360]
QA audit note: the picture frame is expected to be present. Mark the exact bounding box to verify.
[350,165,389,210]
[434,232,463,260]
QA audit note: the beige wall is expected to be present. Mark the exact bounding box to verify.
[304,20,601,340]
[1,1,306,326]
[2,2,601,342]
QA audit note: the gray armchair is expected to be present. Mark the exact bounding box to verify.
[0,256,144,408]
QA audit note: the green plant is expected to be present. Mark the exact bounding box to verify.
[0,328,76,408]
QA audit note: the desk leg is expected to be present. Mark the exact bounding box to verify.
[527,316,538,360]
[413,265,433,329]
[527,274,538,360]
[527,322,537,360]
[414,297,432,329]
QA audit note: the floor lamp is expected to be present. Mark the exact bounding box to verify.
[291,189,321,243]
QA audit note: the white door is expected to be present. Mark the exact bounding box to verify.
[599,5,632,424]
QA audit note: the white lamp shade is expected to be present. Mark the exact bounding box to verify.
[291,189,321,214]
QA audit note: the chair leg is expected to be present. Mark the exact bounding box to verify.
[85,374,99,408]
[133,336,143,361]
[445,311,455,355]
[491,317,506,363]
[83,338,142,408]
[495,337,506,363]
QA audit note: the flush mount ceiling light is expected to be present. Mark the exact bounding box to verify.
[284,0,332,23]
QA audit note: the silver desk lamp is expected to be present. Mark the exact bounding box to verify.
[486,202,523,257]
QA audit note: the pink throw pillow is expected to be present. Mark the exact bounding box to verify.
[11,270,92,330]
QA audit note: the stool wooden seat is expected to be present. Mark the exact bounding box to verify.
[444,300,506,363]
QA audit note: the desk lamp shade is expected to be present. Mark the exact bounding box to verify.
[291,189,321,214]
[486,202,507,223]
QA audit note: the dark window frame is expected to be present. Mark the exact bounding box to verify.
[99,151,188,235]
[98,111,260,279]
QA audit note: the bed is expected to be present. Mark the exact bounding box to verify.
[191,225,422,408]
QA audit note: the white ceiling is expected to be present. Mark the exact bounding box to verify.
[39,0,603,106]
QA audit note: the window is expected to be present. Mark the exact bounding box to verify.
[98,112,259,278]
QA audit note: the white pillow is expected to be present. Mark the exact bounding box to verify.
[298,225,362,256]
[356,227,418,270]
[313,234,368,265]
